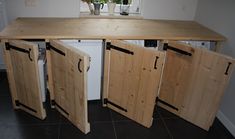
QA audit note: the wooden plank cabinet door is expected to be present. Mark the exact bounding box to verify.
[103,40,165,128]
[47,40,90,134]
[3,40,46,119]
[158,41,235,130]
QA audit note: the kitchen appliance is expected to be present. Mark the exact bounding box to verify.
[38,45,47,102]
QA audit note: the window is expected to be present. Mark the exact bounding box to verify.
[80,0,141,15]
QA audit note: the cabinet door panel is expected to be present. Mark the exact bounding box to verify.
[47,40,90,134]
[3,40,46,119]
[103,40,165,127]
[60,40,102,100]
[158,42,195,112]
[158,41,235,130]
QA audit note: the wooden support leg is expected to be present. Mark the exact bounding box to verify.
[45,39,55,108]
[102,40,111,107]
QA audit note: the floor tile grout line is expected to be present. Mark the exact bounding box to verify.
[109,110,118,139]
[0,95,11,97]
[59,120,116,125]
[112,120,132,123]
[6,122,61,126]
[154,117,180,120]
[57,117,62,139]
[158,110,174,139]
[90,121,114,124]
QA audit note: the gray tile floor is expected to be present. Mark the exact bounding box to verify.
[0,71,234,139]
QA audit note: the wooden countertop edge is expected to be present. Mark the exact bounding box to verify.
[0,35,226,41]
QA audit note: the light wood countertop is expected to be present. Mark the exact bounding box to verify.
[0,18,225,41]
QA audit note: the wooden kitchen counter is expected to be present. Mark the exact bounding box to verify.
[0,17,233,134]
[0,18,225,41]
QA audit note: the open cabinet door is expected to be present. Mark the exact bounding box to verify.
[46,40,90,134]
[103,40,165,127]
[3,40,46,119]
[158,41,235,130]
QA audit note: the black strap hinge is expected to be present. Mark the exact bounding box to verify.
[156,97,179,111]
[15,100,37,113]
[163,43,192,56]
[225,62,232,75]
[5,42,10,50]
[5,42,33,61]
[46,42,65,56]
[51,100,69,115]
[104,99,127,112]
[106,42,134,55]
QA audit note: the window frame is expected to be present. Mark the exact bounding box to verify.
[80,0,142,15]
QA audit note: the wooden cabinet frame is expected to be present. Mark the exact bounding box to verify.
[158,41,235,130]
[0,18,234,133]
[2,39,91,134]
[46,40,90,134]
[102,40,165,127]
[2,40,46,119]
[1,38,234,132]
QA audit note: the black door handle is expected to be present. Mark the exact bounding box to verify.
[78,59,82,73]
[154,56,159,69]
[28,48,33,61]
[225,62,232,75]
[87,57,91,72]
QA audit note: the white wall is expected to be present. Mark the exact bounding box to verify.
[142,0,198,20]
[6,0,198,23]
[0,0,7,69]
[6,0,80,23]
[0,0,7,30]
[195,0,235,136]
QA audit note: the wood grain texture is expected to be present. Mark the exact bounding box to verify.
[48,40,90,134]
[159,41,195,111]
[104,40,165,127]
[2,39,18,108]
[102,41,111,107]
[45,40,55,104]
[0,18,225,41]
[4,40,46,119]
[158,41,235,130]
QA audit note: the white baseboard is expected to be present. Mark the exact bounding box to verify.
[217,110,235,137]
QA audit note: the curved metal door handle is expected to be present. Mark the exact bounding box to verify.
[78,59,82,73]
[154,56,159,69]
[28,48,33,61]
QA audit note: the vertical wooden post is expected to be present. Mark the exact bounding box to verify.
[45,39,55,108]
[102,40,111,107]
